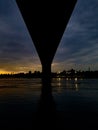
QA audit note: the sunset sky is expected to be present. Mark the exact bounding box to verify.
[0,0,98,74]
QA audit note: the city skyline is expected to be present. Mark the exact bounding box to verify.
[0,0,98,74]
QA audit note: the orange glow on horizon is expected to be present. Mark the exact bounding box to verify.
[0,70,24,74]
[0,70,11,74]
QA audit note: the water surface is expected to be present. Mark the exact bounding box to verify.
[0,78,98,129]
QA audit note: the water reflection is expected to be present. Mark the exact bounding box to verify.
[35,78,81,128]
[75,83,78,91]
[35,78,57,129]
[0,78,98,129]
[74,78,79,91]
[52,77,79,92]
[57,78,62,93]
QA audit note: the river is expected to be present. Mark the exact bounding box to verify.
[0,78,98,129]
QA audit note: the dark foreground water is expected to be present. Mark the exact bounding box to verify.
[0,78,98,129]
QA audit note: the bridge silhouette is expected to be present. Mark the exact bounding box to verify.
[16,0,77,79]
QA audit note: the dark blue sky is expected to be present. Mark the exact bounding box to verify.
[0,0,98,73]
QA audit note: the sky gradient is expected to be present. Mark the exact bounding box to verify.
[0,0,98,73]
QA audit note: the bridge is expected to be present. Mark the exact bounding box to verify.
[16,0,77,79]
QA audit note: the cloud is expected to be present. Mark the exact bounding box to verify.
[0,0,41,72]
[53,0,98,71]
[0,0,98,73]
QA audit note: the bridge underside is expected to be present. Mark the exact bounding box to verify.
[16,0,77,78]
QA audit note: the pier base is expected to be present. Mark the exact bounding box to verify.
[42,63,51,80]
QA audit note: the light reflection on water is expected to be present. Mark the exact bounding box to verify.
[0,78,98,129]
[52,78,98,91]
[52,78,98,112]
[0,78,98,101]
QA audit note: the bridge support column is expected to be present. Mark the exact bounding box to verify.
[42,63,51,80]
